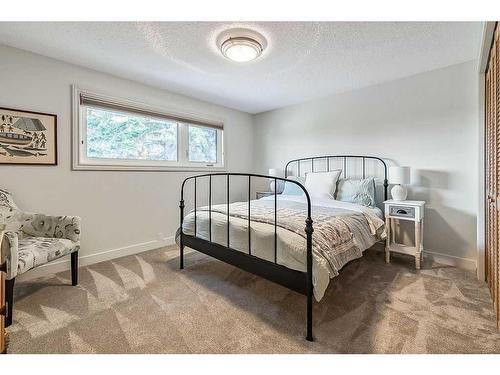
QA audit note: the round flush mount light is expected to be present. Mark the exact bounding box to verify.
[221,37,263,62]
[217,28,267,63]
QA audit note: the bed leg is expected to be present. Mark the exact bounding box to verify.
[306,291,313,341]
[180,244,184,270]
[305,216,314,342]
[179,198,185,270]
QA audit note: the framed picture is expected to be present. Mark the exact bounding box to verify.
[0,107,57,165]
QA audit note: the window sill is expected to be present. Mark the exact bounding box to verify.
[71,163,226,172]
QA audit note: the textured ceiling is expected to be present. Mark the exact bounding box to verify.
[0,22,483,113]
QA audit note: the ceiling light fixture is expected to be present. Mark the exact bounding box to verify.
[221,37,263,62]
[217,28,267,63]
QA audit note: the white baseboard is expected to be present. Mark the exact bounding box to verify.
[17,236,476,281]
[422,249,477,271]
[370,242,476,271]
[17,236,176,281]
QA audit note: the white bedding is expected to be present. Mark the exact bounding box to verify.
[182,195,385,301]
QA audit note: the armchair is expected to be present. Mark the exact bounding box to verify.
[0,189,81,327]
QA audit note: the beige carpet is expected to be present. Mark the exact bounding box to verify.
[6,245,500,353]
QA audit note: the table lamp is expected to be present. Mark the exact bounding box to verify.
[388,166,410,201]
[268,168,283,193]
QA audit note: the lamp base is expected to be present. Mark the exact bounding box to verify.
[270,180,284,193]
[391,184,407,201]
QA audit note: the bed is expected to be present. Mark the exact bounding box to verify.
[178,155,388,341]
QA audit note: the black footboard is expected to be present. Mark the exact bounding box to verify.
[179,173,314,341]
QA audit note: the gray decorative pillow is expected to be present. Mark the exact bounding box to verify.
[336,177,376,207]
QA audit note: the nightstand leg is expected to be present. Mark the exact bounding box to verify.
[391,219,396,244]
[420,218,424,252]
[415,220,421,270]
[385,217,391,263]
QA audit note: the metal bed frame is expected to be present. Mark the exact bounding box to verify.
[179,155,388,341]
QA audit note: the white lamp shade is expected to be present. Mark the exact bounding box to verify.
[389,166,410,185]
[268,168,280,177]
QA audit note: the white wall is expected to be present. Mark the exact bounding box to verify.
[0,44,254,277]
[253,61,479,267]
[0,43,480,275]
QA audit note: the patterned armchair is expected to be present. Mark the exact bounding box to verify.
[0,189,81,327]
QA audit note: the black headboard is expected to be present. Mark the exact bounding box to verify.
[284,155,388,201]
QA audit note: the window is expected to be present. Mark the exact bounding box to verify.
[86,107,178,162]
[72,87,224,170]
[188,125,217,163]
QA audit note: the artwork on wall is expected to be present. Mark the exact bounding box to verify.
[0,107,57,165]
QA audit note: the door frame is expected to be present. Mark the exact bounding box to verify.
[478,22,497,281]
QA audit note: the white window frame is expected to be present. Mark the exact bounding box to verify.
[71,86,225,171]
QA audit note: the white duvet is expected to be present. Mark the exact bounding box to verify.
[182,195,385,301]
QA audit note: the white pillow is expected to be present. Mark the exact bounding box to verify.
[304,170,342,199]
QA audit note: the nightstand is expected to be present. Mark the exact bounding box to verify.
[256,191,279,199]
[384,200,425,269]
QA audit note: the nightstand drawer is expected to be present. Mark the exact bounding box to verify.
[388,205,415,219]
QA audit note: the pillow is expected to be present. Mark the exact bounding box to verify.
[304,170,342,199]
[282,176,306,196]
[336,177,376,207]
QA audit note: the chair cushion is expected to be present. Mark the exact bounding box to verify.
[17,236,79,276]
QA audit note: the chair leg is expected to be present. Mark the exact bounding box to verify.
[71,251,78,286]
[5,278,15,327]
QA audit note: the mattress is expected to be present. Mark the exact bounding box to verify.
[182,195,385,301]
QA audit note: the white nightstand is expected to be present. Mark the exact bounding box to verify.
[384,200,425,269]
